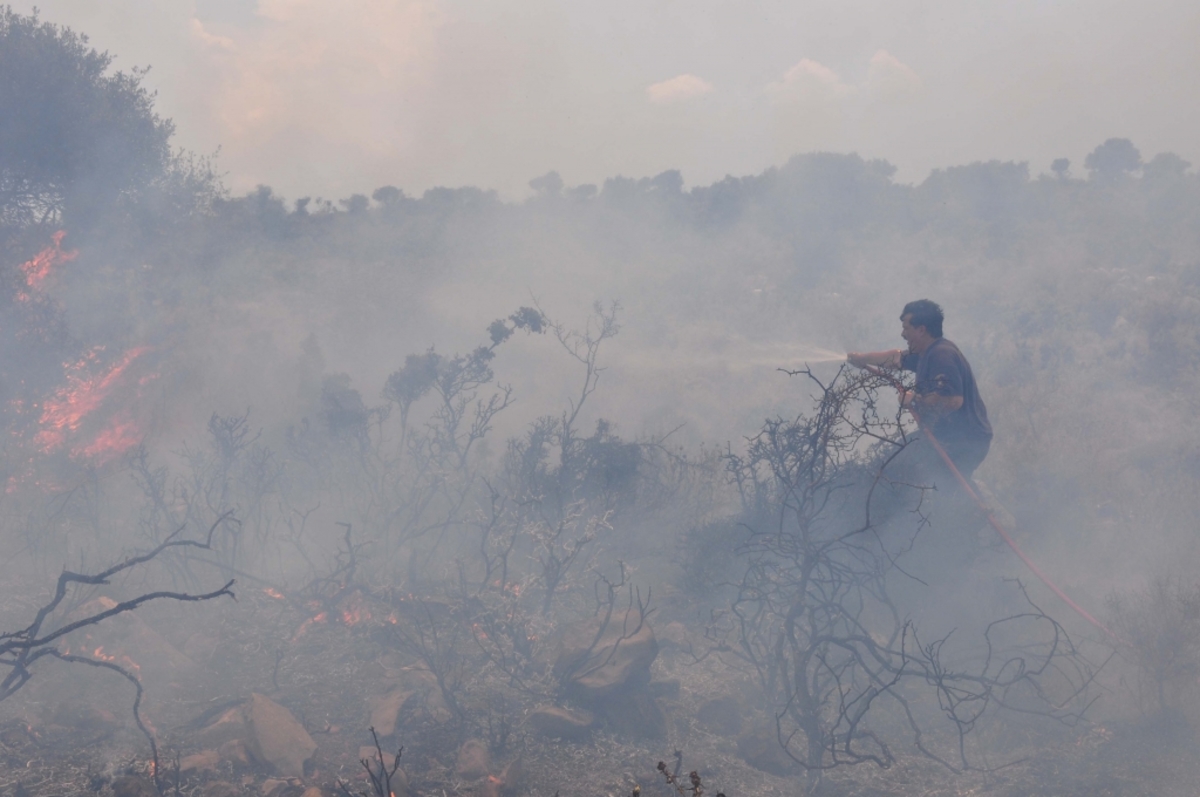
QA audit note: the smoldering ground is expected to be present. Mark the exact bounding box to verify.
[3,9,1200,797]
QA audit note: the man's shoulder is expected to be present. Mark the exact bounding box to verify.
[926,339,968,366]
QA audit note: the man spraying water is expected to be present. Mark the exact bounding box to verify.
[847,299,992,479]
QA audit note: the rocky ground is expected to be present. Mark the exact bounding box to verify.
[0,583,1196,797]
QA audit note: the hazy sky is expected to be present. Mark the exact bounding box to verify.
[14,0,1199,200]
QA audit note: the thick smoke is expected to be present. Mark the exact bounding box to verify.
[3,7,1200,796]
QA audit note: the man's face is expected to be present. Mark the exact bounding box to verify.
[900,314,925,352]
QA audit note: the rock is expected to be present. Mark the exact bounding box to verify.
[111,776,157,797]
[353,753,409,797]
[260,778,288,796]
[528,705,595,739]
[200,781,240,797]
[647,678,681,698]
[455,738,490,780]
[737,727,797,776]
[498,756,524,795]
[553,609,658,701]
[64,597,198,684]
[369,688,414,737]
[50,701,120,732]
[657,621,691,650]
[219,739,253,768]
[179,749,221,774]
[195,704,250,749]
[602,693,667,739]
[697,696,743,736]
[244,693,318,777]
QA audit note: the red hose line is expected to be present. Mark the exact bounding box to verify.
[863,365,1118,642]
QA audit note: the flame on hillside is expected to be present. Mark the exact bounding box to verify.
[34,346,156,465]
[18,230,77,294]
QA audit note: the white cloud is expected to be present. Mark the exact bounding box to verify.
[645,73,713,104]
[766,58,853,101]
[189,19,234,52]
[866,49,922,94]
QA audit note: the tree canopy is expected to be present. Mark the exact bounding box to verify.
[0,7,174,231]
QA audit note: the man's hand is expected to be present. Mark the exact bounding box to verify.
[904,391,964,420]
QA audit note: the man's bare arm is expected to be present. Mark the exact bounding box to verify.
[846,349,904,369]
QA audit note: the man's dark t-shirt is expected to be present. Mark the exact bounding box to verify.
[900,338,992,467]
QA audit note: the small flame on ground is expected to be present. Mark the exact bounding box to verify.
[291,612,329,641]
[263,588,286,600]
[339,594,371,626]
[89,646,141,675]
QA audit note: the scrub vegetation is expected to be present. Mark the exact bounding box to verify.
[1,8,1199,796]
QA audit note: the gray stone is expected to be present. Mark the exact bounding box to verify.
[369,688,414,737]
[528,705,595,739]
[244,693,318,777]
[553,609,658,702]
[697,696,743,736]
[455,738,490,780]
[737,726,798,776]
[602,693,667,740]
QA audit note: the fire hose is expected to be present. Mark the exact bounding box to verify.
[863,364,1119,642]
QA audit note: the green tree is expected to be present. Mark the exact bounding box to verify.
[0,7,174,230]
[1084,137,1142,181]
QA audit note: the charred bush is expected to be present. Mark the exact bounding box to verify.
[706,366,1101,785]
[1107,576,1200,715]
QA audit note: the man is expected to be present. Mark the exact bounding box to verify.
[847,299,992,479]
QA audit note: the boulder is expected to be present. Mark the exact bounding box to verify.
[657,621,691,650]
[647,678,681,698]
[200,782,240,797]
[218,739,252,768]
[50,701,120,732]
[697,696,743,736]
[111,776,157,797]
[63,597,198,684]
[498,756,524,795]
[179,749,220,774]
[455,738,491,780]
[369,688,414,737]
[601,693,667,740]
[553,609,658,701]
[260,779,289,797]
[194,704,250,750]
[243,693,318,777]
[737,726,797,776]
[354,750,410,797]
[528,705,595,739]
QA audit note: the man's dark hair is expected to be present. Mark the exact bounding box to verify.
[901,299,944,338]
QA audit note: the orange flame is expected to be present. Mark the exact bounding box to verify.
[89,646,141,675]
[338,594,371,626]
[33,346,154,464]
[19,231,77,292]
[263,588,286,600]
[291,612,329,641]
